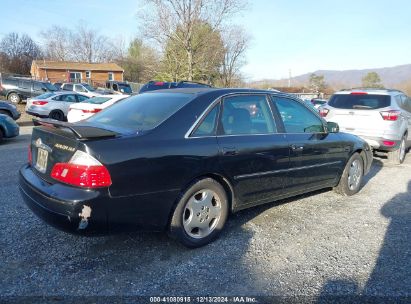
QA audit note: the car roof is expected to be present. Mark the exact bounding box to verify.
[141,87,282,95]
[335,88,404,96]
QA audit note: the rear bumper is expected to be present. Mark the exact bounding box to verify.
[360,136,401,152]
[18,165,178,234]
[19,164,109,234]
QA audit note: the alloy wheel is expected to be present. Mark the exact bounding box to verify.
[348,159,362,190]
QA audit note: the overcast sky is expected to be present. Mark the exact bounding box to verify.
[1,0,410,81]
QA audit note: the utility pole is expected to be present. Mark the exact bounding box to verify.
[288,69,291,87]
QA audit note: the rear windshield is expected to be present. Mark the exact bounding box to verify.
[36,93,55,99]
[42,82,57,91]
[328,94,391,109]
[83,97,112,104]
[87,92,193,131]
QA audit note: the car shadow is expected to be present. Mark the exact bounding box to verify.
[316,180,411,302]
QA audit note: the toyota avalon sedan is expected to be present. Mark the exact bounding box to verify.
[19,88,372,247]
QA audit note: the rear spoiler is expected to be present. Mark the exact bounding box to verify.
[33,118,118,140]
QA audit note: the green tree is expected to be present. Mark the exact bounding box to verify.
[139,0,246,81]
[362,72,384,88]
[309,73,326,94]
[158,21,224,83]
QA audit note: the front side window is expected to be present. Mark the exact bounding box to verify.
[273,97,325,133]
[33,82,43,91]
[221,95,276,135]
[192,104,219,137]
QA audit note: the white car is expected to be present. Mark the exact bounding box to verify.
[61,83,102,98]
[67,95,129,122]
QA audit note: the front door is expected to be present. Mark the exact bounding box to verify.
[271,96,345,192]
[216,94,290,207]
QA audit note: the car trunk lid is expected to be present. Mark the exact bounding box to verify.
[30,119,119,184]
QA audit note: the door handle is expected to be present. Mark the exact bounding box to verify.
[290,144,304,151]
[222,147,238,156]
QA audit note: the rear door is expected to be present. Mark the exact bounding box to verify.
[216,94,290,207]
[325,93,391,138]
[271,96,345,192]
[32,82,45,97]
[18,80,32,99]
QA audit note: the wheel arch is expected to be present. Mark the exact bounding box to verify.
[166,172,237,228]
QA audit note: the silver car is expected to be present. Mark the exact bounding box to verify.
[320,89,411,164]
[25,91,89,121]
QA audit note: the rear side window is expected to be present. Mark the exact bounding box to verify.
[87,92,193,131]
[328,94,390,109]
[19,81,31,89]
[192,104,219,137]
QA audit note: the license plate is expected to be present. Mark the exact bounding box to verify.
[36,148,48,173]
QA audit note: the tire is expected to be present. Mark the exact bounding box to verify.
[0,110,12,118]
[387,135,407,165]
[8,93,21,104]
[169,178,229,248]
[334,152,364,196]
[49,110,65,121]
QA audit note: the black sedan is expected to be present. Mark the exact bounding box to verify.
[19,88,373,247]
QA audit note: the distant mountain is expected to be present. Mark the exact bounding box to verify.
[252,64,411,89]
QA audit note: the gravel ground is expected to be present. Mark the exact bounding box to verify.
[0,132,410,302]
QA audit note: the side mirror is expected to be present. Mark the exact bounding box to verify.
[327,121,339,133]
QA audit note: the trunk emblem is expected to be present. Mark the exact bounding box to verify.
[33,138,52,152]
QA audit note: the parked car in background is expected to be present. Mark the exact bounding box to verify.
[320,88,411,164]
[67,95,129,122]
[53,82,63,90]
[20,88,372,248]
[0,101,21,120]
[61,83,101,98]
[310,98,328,109]
[25,91,89,121]
[0,114,19,141]
[105,81,132,94]
[0,76,58,104]
[139,80,211,93]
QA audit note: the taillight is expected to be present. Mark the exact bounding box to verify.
[28,145,32,165]
[319,108,329,117]
[32,101,48,105]
[81,108,102,113]
[50,150,112,188]
[382,140,396,147]
[380,110,400,121]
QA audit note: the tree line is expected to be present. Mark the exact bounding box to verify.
[0,0,249,87]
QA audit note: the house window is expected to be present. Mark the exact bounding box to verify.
[85,71,91,79]
[69,72,82,83]
[108,72,114,81]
